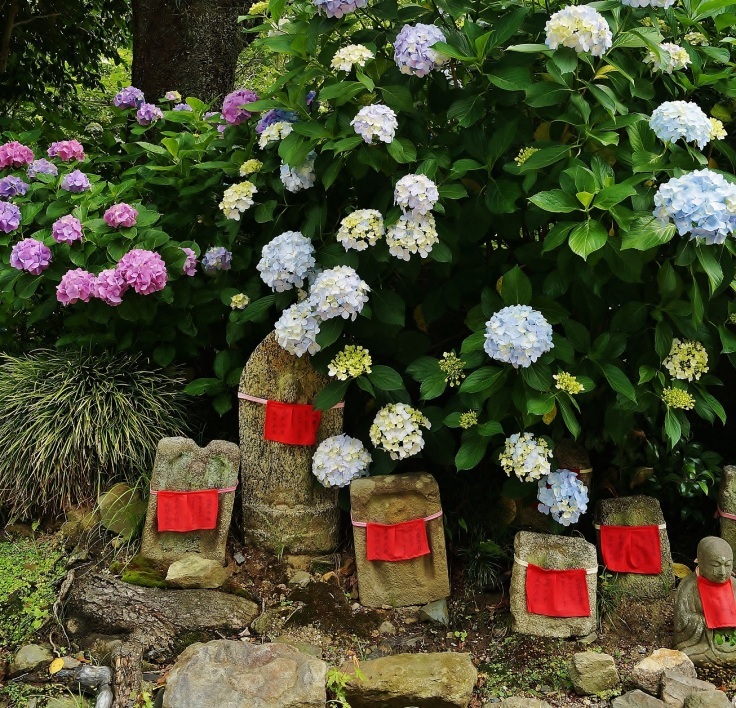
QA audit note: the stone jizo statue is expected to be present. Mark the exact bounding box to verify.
[674,536,736,666]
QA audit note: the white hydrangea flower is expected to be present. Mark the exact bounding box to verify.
[386,213,439,260]
[274,300,321,357]
[710,118,727,141]
[484,305,554,368]
[369,403,431,460]
[280,152,316,192]
[219,181,257,220]
[394,173,439,216]
[622,0,675,6]
[240,159,263,176]
[664,338,709,381]
[331,44,375,72]
[257,231,316,291]
[684,31,708,46]
[649,101,711,149]
[258,121,294,149]
[307,265,370,320]
[645,43,691,74]
[351,104,398,144]
[336,209,385,251]
[537,469,589,526]
[312,434,372,488]
[545,5,612,57]
[499,433,552,482]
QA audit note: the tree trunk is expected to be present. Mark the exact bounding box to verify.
[131,0,250,104]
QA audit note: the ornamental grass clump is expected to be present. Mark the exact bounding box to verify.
[0,350,189,520]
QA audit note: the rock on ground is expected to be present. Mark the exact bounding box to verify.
[162,639,327,708]
[498,699,553,707]
[165,553,229,589]
[631,649,697,695]
[613,690,667,707]
[683,692,732,708]
[661,670,716,708]
[419,598,449,625]
[568,651,619,695]
[98,483,146,538]
[344,652,477,708]
[10,644,53,675]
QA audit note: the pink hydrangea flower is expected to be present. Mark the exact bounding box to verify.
[48,140,86,162]
[116,249,168,295]
[0,141,34,169]
[94,268,128,306]
[52,215,83,244]
[57,268,95,305]
[222,89,259,125]
[104,203,138,228]
[10,238,52,275]
[181,247,197,276]
[0,201,21,233]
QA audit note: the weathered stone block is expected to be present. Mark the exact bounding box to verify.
[595,496,674,599]
[661,671,717,708]
[568,651,619,695]
[718,466,736,557]
[613,691,666,708]
[510,531,597,638]
[98,483,146,539]
[140,437,239,566]
[239,332,341,555]
[165,553,229,589]
[351,472,450,608]
[631,649,696,695]
[684,692,731,708]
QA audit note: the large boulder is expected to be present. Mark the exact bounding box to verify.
[162,639,327,708]
[684,693,731,708]
[613,691,666,707]
[661,671,716,708]
[343,652,477,708]
[165,553,229,589]
[631,649,696,695]
[9,644,53,676]
[567,651,619,695]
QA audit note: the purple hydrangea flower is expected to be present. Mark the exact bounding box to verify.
[57,268,96,305]
[52,215,83,244]
[27,159,58,180]
[173,103,193,112]
[306,90,317,106]
[116,249,168,295]
[181,247,197,276]
[0,176,29,198]
[201,246,232,274]
[48,140,85,162]
[136,103,164,126]
[94,268,128,306]
[394,24,449,77]
[204,111,221,120]
[0,201,21,232]
[10,238,52,275]
[314,0,367,18]
[0,141,34,169]
[222,89,259,125]
[256,109,298,134]
[60,170,91,193]
[164,90,182,102]
[104,203,138,229]
[113,86,145,109]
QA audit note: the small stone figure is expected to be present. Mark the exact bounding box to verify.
[674,536,736,666]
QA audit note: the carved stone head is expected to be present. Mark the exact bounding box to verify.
[698,536,734,584]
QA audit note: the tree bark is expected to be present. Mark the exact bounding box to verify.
[131,0,250,104]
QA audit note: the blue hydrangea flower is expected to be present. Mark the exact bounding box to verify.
[173,103,193,112]
[394,24,449,77]
[201,246,233,274]
[649,101,711,150]
[537,469,589,526]
[314,0,367,18]
[27,159,58,180]
[0,175,28,198]
[484,305,554,368]
[654,169,736,245]
[256,109,298,134]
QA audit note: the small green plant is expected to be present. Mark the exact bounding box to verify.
[326,661,365,708]
[454,630,468,642]
[135,690,156,708]
[715,629,736,647]
[597,572,627,629]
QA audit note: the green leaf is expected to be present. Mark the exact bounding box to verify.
[420,373,448,400]
[386,138,417,164]
[455,430,490,471]
[501,266,532,305]
[696,246,724,294]
[315,318,344,349]
[568,220,608,260]
[557,396,581,438]
[372,290,405,326]
[314,380,349,411]
[460,366,505,393]
[529,189,580,214]
[407,356,441,381]
[447,95,485,128]
[600,363,636,401]
[184,378,221,395]
[664,409,682,449]
[477,420,503,437]
[153,345,176,367]
[367,365,404,391]
[593,182,638,210]
[230,295,275,323]
[621,216,676,251]
[516,145,570,173]
[213,392,233,416]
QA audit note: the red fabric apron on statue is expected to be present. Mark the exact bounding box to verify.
[365,518,431,562]
[697,575,736,629]
[156,489,219,532]
[525,563,591,618]
[599,524,662,574]
[263,400,322,446]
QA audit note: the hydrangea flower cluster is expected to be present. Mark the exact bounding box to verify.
[515,147,539,166]
[219,181,257,219]
[394,174,439,216]
[662,387,696,410]
[136,103,163,126]
[258,231,315,291]
[94,268,127,306]
[351,104,398,144]
[649,101,711,149]
[394,24,449,77]
[312,434,372,488]
[328,345,373,380]
[314,0,367,19]
[117,249,168,295]
[274,300,322,356]
[653,169,736,244]
[0,141,34,168]
[499,432,552,482]
[684,31,708,45]
[240,159,263,176]
[27,159,58,179]
[484,305,554,368]
[337,209,384,251]
[664,339,709,381]
[230,293,250,310]
[57,268,96,305]
[710,118,727,141]
[0,202,21,233]
[369,403,431,460]
[60,170,90,193]
[622,0,675,7]
[645,43,691,74]
[307,266,370,320]
[439,351,465,387]
[164,90,182,102]
[173,103,193,112]
[545,5,612,56]
[181,247,197,276]
[201,246,232,274]
[10,238,52,275]
[386,214,439,260]
[256,109,298,134]
[459,411,478,429]
[537,469,589,526]
[52,215,83,244]
[249,1,269,14]
[258,121,293,148]
[280,153,316,192]
[222,89,259,125]
[104,203,138,229]
[331,44,374,71]
[48,140,85,161]
[0,175,28,198]
[113,86,145,109]
[554,371,584,395]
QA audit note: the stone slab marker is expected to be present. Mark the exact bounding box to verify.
[351,472,450,608]
[717,466,736,556]
[238,332,341,555]
[595,495,674,599]
[510,531,598,638]
[140,437,239,566]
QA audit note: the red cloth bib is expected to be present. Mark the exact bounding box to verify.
[697,575,736,629]
[525,563,591,618]
[599,524,662,574]
[264,400,322,446]
[366,518,430,562]
[157,489,219,532]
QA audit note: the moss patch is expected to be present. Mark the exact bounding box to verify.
[116,554,168,588]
